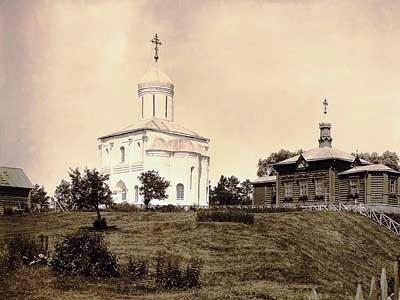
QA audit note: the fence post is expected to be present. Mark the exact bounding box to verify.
[381,267,388,300]
[355,282,364,300]
[369,276,377,300]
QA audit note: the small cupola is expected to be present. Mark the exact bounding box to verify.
[318,99,332,148]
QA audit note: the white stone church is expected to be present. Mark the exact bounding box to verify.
[97,34,210,207]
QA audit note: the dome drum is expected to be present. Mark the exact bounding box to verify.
[138,84,174,97]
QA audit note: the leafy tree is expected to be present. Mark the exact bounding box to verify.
[209,176,252,206]
[240,179,253,205]
[257,149,302,176]
[351,151,400,170]
[54,179,73,209]
[381,151,399,170]
[68,168,112,221]
[138,170,170,208]
[30,184,50,210]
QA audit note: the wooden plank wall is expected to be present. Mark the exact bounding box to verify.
[0,195,29,214]
[253,186,266,206]
[253,185,275,206]
[277,170,329,203]
[370,174,384,204]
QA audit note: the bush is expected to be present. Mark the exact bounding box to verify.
[196,210,255,224]
[183,259,202,288]
[5,234,48,267]
[155,253,202,289]
[93,217,108,230]
[51,230,118,277]
[127,257,148,280]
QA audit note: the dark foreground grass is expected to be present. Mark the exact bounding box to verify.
[0,210,399,299]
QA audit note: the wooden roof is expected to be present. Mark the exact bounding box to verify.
[0,167,33,189]
[338,164,400,176]
[274,147,371,166]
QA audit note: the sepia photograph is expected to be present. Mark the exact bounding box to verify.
[1,1,400,299]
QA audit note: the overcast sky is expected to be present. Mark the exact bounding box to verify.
[1,0,400,193]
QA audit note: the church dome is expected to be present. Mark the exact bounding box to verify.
[138,63,174,89]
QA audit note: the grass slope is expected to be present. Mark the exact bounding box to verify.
[0,210,399,299]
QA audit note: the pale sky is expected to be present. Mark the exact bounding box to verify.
[1,0,400,193]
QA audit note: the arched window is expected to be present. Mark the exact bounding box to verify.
[176,184,184,200]
[120,146,125,163]
[115,180,127,203]
[134,185,139,202]
[190,167,195,190]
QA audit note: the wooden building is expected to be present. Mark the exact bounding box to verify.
[252,104,400,207]
[0,167,32,214]
[252,175,276,206]
[338,164,400,206]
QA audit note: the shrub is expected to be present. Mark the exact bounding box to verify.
[93,217,108,230]
[51,230,118,277]
[196,210,255,225]
[127,257,148,280]
[0,250,14,278]
[108,203,144,212]
[5,234,48,267]
[184,258,202,288]
[154,253,202,289]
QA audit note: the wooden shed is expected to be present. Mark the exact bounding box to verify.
[252,175,276,206]
[338,164,400,206]
[0,167,33,214]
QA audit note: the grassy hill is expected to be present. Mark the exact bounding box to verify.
[0,210,399,299]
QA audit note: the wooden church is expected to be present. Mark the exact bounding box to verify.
[253,101,400,208]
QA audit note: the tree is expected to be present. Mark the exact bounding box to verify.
[30,184,50,211]
[138,170,170,208]
[240,179,253,205]
[54,179,73,209]
[381,151,399,170]
[351,151,400,170]
[209,176,252,206]
[257,149,302,176]
[68,168,112,221]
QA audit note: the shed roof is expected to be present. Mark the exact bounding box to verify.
[0,167,33,189]
[98,118,209,142]
[252,175,277,185]
[338,164,400,176]
[274,147,371,166]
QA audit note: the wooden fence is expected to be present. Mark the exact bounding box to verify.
[302,203,400,237]
[309,262,400,299]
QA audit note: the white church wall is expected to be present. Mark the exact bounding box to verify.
[99,130,210,207]
[98,53,210,207]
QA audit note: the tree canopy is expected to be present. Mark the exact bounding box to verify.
[257,149,302,176]
[30,184,50,210]
[209,175,253,206]
[351,151,400,170]
[54,168,112,220]
[138,170,170,208]
[54,179,73,209]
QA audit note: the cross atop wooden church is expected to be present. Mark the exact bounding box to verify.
[323,98,328,115]
[151,33,162,63]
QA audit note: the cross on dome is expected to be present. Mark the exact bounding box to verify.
[150,33,162,63]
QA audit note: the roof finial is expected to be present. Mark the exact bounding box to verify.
[323,98,328,115]
[150,33,162,63]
